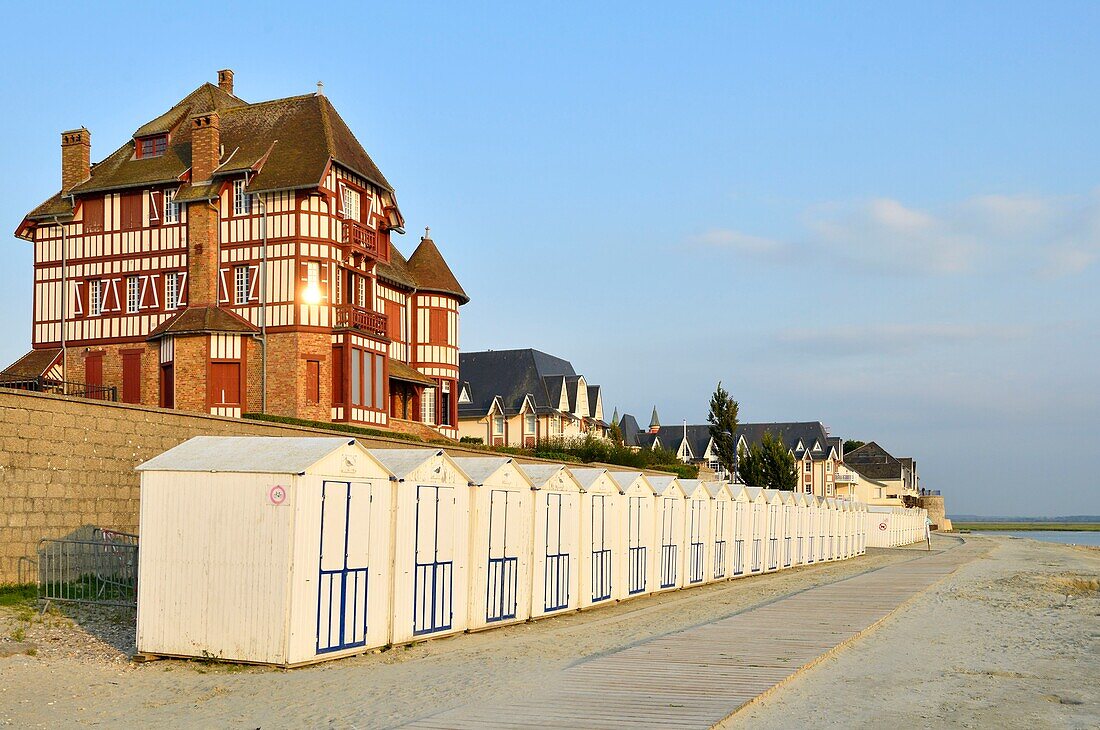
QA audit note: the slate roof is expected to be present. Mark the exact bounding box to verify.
[1,348,62,382]
[845,442,904,481]
[146,307,258,340]
[735,422,835,461]
[649,407,661,429]
[376,242,418,290]
[618,414,643,446]
[406,236,468,303]
[458,349,578,417]
[586,385,601,419]
[650,425,713,459]
[24,77,395,225]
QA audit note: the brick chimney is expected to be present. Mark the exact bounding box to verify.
[189,112,220,183]
[217,69,234,95]
[187,112,221,307]
[61,128,90,191]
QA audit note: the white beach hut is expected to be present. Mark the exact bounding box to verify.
[570,468,624,609]
[744,487,769,573]
[609,471,657,598]
[518,464,583,618]
[823,497,838,561]
[816,496,829,561]
[136,437,394,666]
[793,492,810,565]
[679,480,713,586]
[763,490,785,572]
[731,486,751,577]
[780,491,796,568]
[648,476,687,591]
[369,449,472,644]
[705,482,735,581]
[452,457,535,630]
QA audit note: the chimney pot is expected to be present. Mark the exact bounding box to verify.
[60,127,91,191]
[217,69,234,95]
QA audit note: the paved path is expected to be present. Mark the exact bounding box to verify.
[405,540,983,729]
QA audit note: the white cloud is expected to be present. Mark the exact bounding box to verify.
[692,189,1100,278]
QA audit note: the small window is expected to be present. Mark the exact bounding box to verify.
[422,386,437,425]
[304,261,322,304]
[234,265,250,305]
[233,179,251,216]
[804,460,812,473]
[89,280,104,316]
[341,184,361,222]
[120,192,142,231]
[826,461,832,473]
[525,413,536,434]
[137,135,167,158]
[493,415,505,435]
[163,189,179,224]
[126,276,140,314]
[165,272,180,310]
[440,380,452,426]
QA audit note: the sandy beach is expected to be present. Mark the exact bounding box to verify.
[1,535,1096,728]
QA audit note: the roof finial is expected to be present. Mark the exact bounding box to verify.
[316,81,324,96]
[424,226,431,240]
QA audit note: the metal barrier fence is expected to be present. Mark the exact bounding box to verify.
[1,376,118,402]
[37,531,138,608]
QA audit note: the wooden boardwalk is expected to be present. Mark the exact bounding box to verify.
[405,541,982,729]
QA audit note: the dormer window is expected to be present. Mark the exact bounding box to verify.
[136,134,168,159]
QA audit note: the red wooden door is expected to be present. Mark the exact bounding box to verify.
[121,352,142,404]
[85,353,104,399]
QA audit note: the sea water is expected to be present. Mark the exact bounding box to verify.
[982,531,1100,547]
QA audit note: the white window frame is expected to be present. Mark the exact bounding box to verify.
[493,415,505,436]
[804,460,812,474]
[422,386,437,425]
[89,280,104,317]
[234,265,250,305]
[165,272,180,310]
[233,179,251,216]
[163,189,179,224]
[524,413,536,434]
[126,276,140,314]
[341,184,361,222]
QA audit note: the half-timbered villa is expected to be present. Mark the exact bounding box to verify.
[6,70,467,437]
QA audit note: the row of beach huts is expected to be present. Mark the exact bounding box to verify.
[134,437,928,667]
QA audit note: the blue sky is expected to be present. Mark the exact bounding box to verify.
[1,3,1097,516]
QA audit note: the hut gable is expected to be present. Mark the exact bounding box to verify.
[368,448,470,486]
[136,436,385,476]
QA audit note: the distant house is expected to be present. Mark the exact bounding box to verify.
[840,441,920,505]
[457,349,609,446]
[616,414,844,493]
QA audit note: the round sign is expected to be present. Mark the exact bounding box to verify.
[269,485,288,505]
[878,521,888,531]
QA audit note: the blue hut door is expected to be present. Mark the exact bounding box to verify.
[317,480,371,654]
[590,494,612,602]
[627,496,647,595]
[486,489,519,622]
[544,493,569,611]
[413,485,455,635]
[660,497,678,588]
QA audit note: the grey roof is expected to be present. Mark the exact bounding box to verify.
[459,349,578,417]
[743,486,765,501]
[735,422,835,461]
[649,407,661,429]
[844,442,904,481]
[618,414,643,446]
[679,479,708,497]
[637,432,661,450]
[652,425,713,460]
[137,436,359,473]
[368,448,447,480]
[647,475,680,495]
[517,463,578,489]
[569,467,612,491]
[586,385,601,419]
[608,471,647,491]
[704,481,732,499]
[450,456,515,485]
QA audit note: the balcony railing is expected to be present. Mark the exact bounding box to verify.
[341,221,389,263]
[834,472,858,483]
[333,303,388,338]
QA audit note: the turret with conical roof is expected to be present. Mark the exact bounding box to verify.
[649,406,661,433]
[407,227,469,304]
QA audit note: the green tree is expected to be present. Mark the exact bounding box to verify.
[707,381,739,476]
[844,439,865,453]
[609,420,624,446]
[737,430,797,490]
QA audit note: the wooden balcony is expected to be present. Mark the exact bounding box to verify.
[333,303,388,338]
[342,221,390,263]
